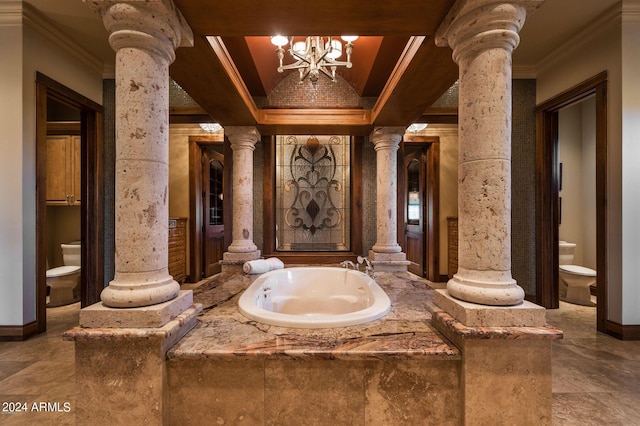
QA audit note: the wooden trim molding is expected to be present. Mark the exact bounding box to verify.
[47,121,81,135]
[0,322,39,342]
[371,36,426,121]
[536,71,611,334]
[603,321,640,341]
[188,134,226,282]
[399,136,441,281]
[206,36,260,121]
[35,72,104,333]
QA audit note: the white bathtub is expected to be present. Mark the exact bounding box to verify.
[238,267,391,328]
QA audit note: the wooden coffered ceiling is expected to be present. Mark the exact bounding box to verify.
[170,0,459,135]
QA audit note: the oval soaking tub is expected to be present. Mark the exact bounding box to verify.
[238,267,391,328]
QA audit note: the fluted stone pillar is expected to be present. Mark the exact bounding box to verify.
[223,127,260,266]
[369,127,409,272]
[93,0,193,308]
[436,0,544,306]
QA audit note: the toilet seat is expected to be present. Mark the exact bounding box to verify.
[559,264,596,277]
[46,265,81,279]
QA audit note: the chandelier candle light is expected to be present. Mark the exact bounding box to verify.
[271,35,358,83]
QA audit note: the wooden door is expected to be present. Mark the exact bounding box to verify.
[404,150,425,276]
[202,149,225,277]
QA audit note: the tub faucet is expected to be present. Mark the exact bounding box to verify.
[340,260,358,270]
[357,256,375,279]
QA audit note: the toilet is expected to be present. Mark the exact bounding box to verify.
[46,242,81,307]
[558,240,596,306]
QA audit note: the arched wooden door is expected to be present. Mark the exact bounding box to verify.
[404,150,426,276]
[202,148,225,277]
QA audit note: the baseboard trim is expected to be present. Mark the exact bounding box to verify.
[0,321,39,341]
[603,320,640,341]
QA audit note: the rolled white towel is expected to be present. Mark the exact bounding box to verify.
[243,257,285,274]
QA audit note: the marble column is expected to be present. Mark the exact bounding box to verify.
[435,0,544,306]
[223,127,261,264]
[92,0,193,308]
[369,127,409,272]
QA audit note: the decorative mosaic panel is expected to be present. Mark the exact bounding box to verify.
[276,135,351,251]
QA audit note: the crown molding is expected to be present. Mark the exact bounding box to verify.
[0,2,23,26]
[2,2,108,78]
[621,0,640,23]
[537,3,621,75]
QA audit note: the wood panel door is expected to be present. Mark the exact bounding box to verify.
[404,150,425,276]
[202,149,225,277]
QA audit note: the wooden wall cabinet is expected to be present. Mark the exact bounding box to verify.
[46,135,81,206]
[447,217,458,278]
[169,217,187,284]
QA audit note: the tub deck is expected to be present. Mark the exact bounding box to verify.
[168,270,460,360]
[166,270,463,424]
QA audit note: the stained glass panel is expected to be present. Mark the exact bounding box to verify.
[275,135,351,251]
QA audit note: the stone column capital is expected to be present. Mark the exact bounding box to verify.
[370,127,404,152]
[89,0,193,63]
[435,0,544,64]
[226,126,261,151]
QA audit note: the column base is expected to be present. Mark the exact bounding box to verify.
[434,289,545,327]
[447,268,525,306]
[101,274,180,308]
[368,250,410,272]
[227,241,258,253]
[80,290,194,328]
[222,250,261,273]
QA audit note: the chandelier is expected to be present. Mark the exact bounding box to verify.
[270,35,358,83]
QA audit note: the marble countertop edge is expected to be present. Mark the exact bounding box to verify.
[167,348,461,361]
[432,311,564,340]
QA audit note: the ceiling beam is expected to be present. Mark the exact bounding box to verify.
[372,38,459,126]
[170,35,258,126]
[258,108,372,135]
[173,0,455,36]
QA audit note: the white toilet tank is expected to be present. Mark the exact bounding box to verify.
[559,240,576,265]
[61,242,81,266]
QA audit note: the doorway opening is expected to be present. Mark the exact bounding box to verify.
[188,135,231,281]
[400,135,440,281]
[536,72,608,334]
[35,73,104,334]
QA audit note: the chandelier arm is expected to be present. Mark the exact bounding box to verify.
[279,61,311,72]
[299,68,311,82]
[322,58,352,67]
[318,66,335,80]
[315,48,332,64]
[289,49,312,65]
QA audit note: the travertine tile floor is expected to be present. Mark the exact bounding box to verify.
[0,293,638,425]
[547,300,640,425]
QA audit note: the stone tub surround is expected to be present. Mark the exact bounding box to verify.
[163,269,561,424]
[431,309,562,425]
[168,271,462,424]
[169,271,460,361]
[63,304,202,425]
